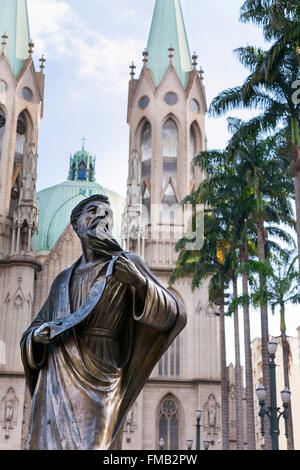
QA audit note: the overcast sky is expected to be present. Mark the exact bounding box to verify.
[28,0,299,365]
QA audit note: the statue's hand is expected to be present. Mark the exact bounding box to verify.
[33,322,58,345]
[113,255,146,291]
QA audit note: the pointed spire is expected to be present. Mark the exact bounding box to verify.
[0,0,31,76]
[142,49,148,64]
[39,54,46,73]
[129,61,136,79]
[1,31,8,54]
[168,44,175,62]
[147,0,192,88]
[28,38,34,58]
[81,136,87,150]
[192,52,197,70]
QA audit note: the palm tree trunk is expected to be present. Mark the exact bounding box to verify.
[280,305,294,450]
[293,169,300,274]
[220,296,230,450]
[257,219,271,450]
[241,249,256,450]
[232,277,244,449]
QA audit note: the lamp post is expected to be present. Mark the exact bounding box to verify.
[256,337,291,450]
[203,437,210,451]
[195,410,202,450]
[159,437,164,450]
[186,440,193,450]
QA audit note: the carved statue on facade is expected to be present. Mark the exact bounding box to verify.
[203,393,220,440]
[1,388,19,439]
[124,403,138,443]
[21,194,186,450]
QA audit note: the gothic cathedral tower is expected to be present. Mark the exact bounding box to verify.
[122,0,221,450]
[0,0,45,449]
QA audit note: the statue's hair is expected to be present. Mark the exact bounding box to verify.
[70,194,110,230]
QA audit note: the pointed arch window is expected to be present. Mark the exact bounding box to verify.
[78,162,86,180]
[72,162,76,180]
[158,397,180,450]
[15,112,27,162]
[0,108,6,160]
[162,181,177,207]
[141,122,151,181]
[89,164,94,181]
[190,126,196,181]
[162,119,178,187]
[158,336,180,377]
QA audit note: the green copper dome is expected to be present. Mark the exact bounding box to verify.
[0,0,30,77]
[36,180,125,253]
[147,0,192,88]
[36,143,125,253]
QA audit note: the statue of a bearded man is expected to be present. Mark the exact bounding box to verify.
[21,195,186,450]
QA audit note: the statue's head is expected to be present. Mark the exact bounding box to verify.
[70,194,113,241]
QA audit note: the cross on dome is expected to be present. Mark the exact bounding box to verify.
[81,136,87,150]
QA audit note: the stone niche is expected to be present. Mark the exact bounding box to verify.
[0,378,26,450]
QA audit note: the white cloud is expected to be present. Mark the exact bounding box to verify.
[28,0,142,93]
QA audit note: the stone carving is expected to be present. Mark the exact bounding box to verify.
[21,195,186,450]
[0,388,19,439]
[124,403,138,443]
[12,145,39,254]
[203,394,220,440]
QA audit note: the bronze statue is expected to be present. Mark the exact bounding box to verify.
[21,195,186,450]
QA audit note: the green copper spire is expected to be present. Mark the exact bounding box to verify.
[0,0,30,77]
[147,0,192,88]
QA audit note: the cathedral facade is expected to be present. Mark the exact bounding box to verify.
[0,0,224,450]
[121,0,222,450]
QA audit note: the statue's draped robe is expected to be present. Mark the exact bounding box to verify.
[21,253,186,450]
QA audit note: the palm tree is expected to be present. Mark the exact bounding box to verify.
[259,248,300,449]
[239,242,256,450]
[170,212,231,450]
[210,11,300,272]
[231,243,298,450]
[178,147,256,449]
[240,1,300,80]
[211,117,295,448]
[232,273,244,450]
[171,119,295,449]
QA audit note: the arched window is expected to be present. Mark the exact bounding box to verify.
[190,126,196,181]
[0,108,6,160]
[78,162,86,180]
[158,397,180,450]
[162,118,178,187]
[10,111,29,218]
[89,164,93,181]
[15,112,27,163]
[158,336,180,377]
[72,162,76,180]
[141,122,151,181]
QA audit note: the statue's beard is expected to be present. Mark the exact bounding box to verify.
[78,222,123,257]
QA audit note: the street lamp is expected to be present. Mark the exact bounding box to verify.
[195,410,202,450]
[203,437,210,451]
[186,440,193,450]
[256,337,291,450]
[159,437,164,450]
